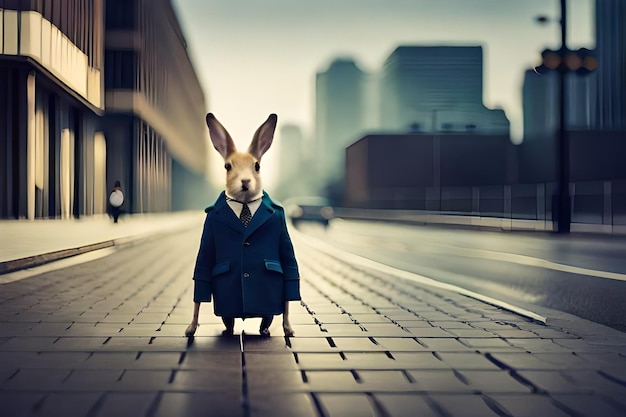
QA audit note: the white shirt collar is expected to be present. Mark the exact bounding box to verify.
[225,193,263,218]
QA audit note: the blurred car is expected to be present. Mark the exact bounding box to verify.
[282,196,334,227]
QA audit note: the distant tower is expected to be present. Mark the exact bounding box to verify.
[276,124,304,199]
[522,69,595,142]
[380,46,509,135]
[315,58,366,187]
[594,0,626,130]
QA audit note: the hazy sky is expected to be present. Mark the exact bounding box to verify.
[172,0,594,184]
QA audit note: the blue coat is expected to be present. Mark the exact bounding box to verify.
[192,191,301,317]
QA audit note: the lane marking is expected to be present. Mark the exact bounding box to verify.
[329,220,626,282]
[291,225,548,324]
[435,244,626,282]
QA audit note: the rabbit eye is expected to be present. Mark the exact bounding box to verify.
[225,163,232,171]
[254,162,260,172]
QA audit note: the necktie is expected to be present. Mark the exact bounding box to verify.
[240,203,252,226]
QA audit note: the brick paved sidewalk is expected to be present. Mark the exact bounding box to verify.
[0,220,625,416]
[0,212,204,274]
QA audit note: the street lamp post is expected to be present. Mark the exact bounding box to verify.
[538,0,570,233]
[557,0,570,233]
[537,1,598,233]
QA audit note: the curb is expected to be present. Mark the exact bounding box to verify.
[0,225,195,276]
[0,241,116,275]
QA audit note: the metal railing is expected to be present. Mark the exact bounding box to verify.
[340,180,626,234]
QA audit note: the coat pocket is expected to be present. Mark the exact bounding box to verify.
[264,260,283,275]
[212,261,231,277]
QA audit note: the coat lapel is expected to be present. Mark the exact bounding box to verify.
[212,192,246,234]
[243,193,276,239]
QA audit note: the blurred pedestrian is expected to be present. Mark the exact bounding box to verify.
[109,180,124,223]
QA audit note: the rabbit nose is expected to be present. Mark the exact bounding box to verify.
[241,179,251,190]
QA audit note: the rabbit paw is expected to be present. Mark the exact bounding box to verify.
[185,322,198,337]
[283,321,295,337]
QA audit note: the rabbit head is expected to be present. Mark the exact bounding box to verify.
[206,113,277,202]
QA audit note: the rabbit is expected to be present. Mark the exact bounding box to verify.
[185,113,300,338]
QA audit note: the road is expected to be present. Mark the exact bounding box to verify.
[295,219,626,333]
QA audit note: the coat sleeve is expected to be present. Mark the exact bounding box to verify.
[278,210,301,301]
[192,213,216,302]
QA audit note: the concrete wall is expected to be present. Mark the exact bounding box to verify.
[345,133,515,208]
[344,130,626,225]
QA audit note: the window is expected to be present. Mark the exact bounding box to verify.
[106,0,135,29]
[105,50,137,89]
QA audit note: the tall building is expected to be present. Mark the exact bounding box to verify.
[0,1,210,219]
[523,0,625,139]
[0,1,106,219]
[315,58,366,188]
[522,68,596,141]
[275,124,304,200]
[379,46,509,135]
[104,0,210,213]
[594,0,626,130]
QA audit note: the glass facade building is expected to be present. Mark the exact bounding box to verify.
[380,46,509,135]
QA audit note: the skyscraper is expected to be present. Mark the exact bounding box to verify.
[379,46,509,135]
[315,58,366,188]
[275,124,305,199]
[594,0,626,130]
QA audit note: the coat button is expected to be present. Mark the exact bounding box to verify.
[243,272,250,278]
[243,241,251,247]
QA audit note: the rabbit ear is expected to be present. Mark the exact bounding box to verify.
[206,113,237,158]
[248,114,277,160]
